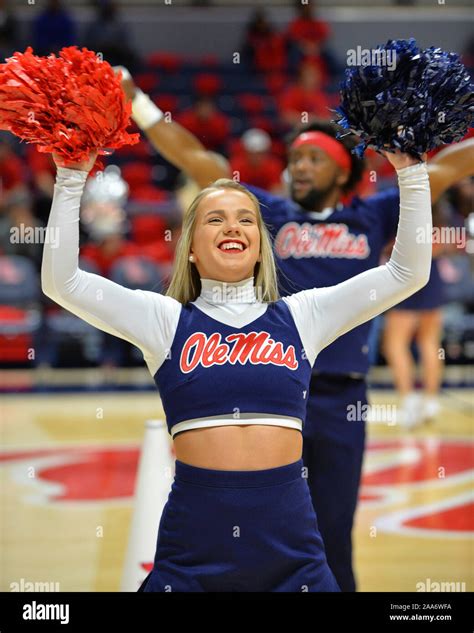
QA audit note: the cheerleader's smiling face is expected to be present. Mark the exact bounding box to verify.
[190,189,262,283]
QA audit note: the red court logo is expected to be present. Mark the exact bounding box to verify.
[360,438,473,536]
[1,438,472,535]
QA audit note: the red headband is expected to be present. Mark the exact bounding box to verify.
[291,131,351,171]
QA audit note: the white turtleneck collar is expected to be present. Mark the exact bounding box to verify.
[193,276,267,326]
[199,276,257,305]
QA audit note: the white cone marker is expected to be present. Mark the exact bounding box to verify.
[121,419,174,592]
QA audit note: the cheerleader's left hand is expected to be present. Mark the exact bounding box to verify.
[381,149,428,170]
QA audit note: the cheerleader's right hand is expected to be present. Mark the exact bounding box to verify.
[52,150,98,173]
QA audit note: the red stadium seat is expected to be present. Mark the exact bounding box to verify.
[121,163,154,190]
[146,52,182,73]
[265,73,288,95]
[0,256,41,365]
[270,138,287,160]
[0,307,34,363]
[141,241,174,266]
[193,73,222,97]
[0,336,32,362]
[153,94,179,113]
[228,138,244,157]
[237,94,265,116]
[129,184,168,203]
[131,214,168,245]
[248,115,276,135]
[115,139,151,160]
[134,72,159,93]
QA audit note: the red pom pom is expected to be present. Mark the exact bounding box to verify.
[0,47,139,164]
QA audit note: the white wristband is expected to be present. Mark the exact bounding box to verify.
[131,89,164,130]
[113,65,132,82]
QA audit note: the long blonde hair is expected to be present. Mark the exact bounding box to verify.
[166,179,279,304]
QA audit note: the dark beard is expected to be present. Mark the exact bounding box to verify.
[290,179,338,212]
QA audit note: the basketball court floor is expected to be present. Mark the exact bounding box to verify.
[1,367,472,592]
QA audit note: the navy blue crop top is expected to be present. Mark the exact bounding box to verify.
[154,300,312,437]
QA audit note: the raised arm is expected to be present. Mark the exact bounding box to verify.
[117,67,230,188]
[427,137,474,203]
[283,153,432,365]
[41,154,181,375]
[119,68,473,206]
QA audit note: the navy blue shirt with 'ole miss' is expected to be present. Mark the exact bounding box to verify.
[246,185,400,376]
[154,300,312,436]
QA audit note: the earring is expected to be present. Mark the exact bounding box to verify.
[189,254,194,262]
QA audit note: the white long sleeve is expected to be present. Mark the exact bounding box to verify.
[283,161,432,365]
[41,167,181,375]
[42,163,432,376]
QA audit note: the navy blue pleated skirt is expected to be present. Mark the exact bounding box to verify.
[139,458,340,592]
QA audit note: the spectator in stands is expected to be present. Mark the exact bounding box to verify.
[0,0,19,58]
[80,200,141,277]
[80,199,173,276]
[25,147,56,226]
[243,9,272,58]
[287,1,330,59]
[0,191,43,269]
[175,97,230,153]
[31,0,76,56]
[278,61,332,127]
[286,1,343,78]
[230,128,284,194]
[132,216,175,270]
[242,8,287,73]
[0,133,28,213]
[83,0,140,71]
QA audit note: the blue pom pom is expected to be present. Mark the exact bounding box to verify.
[334,38,474,158]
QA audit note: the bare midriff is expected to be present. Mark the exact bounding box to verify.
[173,424,302,471]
